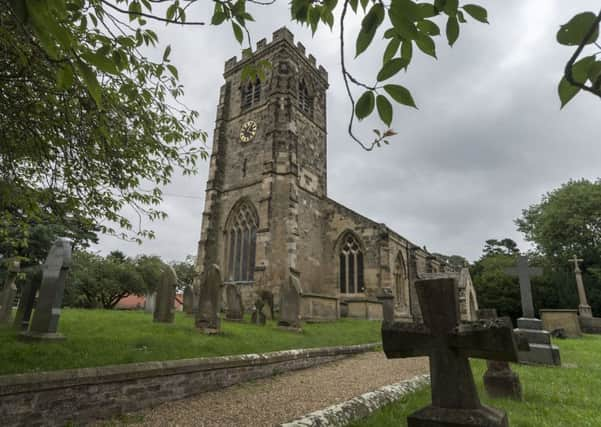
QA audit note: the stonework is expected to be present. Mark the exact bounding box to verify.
[193,27,476,320]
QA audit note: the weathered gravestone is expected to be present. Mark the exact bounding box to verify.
[195,264,222,334]
[477,309,523,400]
[376,288,395,323]
[278,270,302,331]
[506,255,561,366]
[183,285,194,315]
[382,278,519,427]
[256,289,275,320]
[22,238,72,340]
[0,259,20,324]
[225,283,244,321]
[569,256,592,318]
[154,266,177,323]
[13,276,38,331]
[251,299,266,325]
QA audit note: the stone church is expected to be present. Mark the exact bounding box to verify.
[194,27,478,321]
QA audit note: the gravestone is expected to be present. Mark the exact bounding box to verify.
[195,264,222,334]
[13,277,39,331]
[376,288,394,323]
[22,238,72,340]
[183,285,194,315]
[154,266,177,323]
[477,309,523,400]
[382,278,519,427]
[225,283,244,321]
[144,292,156,313]
[0,259,20,324]
[278,271,302,331]
[256,289,275,320]
[569,256,592,317]
[340,301,349,318]
[251,299,266,325]
[506,255,561,366]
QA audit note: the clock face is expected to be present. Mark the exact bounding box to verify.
[240,120,257,143]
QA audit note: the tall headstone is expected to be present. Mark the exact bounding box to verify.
[22,238,72,340]
[506,255,561,366]
[225,284,244,321]
[278,271,302,331]
[154,266,177,323]
[569,255,592,318]
[195,264,222,334]
[0,259,20,324]
[382,278,520,427]
[144,292,156,313]
[477,309,523,400]
[183,285,194,315]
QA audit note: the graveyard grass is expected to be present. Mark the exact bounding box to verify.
[352,335,601,427]
[0,309,380,375]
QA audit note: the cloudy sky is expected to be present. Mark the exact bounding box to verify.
[96,1,601,263]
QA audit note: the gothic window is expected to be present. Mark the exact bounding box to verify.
[298,79,313,115]
[339,233,364,293]
[225,201,258,282]
[241,79,261,110]
[394,253,408,308]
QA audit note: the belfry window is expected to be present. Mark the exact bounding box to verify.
[298,80,313,115]
[225,201,258,282]
[241,79,261,110]
[339,233,364,293]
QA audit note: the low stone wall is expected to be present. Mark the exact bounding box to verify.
[345,298,383,320]
[302,293,339,321]
[0,343,378,427]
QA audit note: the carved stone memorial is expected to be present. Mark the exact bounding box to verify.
[225,283,244,321]
[382,278,519,427]
[0,260,20,324]
[195,264,222,334]
[154,266,177,323]
[22,238,72,340]
[278,271,302,331]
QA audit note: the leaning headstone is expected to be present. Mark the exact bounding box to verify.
[22,238,72,340]
[195,264,222,334]
[506,255,561,366]
[0,259,20,324]
[225,284,244,321]
[382,278,519,427]
[376,288,394,323]
[183,285,194,315]
[278,271,302,331]
[251,299,266,325]
[154,266,177,323]
[569,255,592,318]
[477,308,523,400]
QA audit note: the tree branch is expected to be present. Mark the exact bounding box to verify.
[100,0,206,25]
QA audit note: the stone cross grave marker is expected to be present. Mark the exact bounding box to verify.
[195,264,222,334]
[278,270,302,331]
[477,309,523,400]
[505,255,542,319]
[382,278,519,427]
[225,283,244,321]
[183,285,194,315]
[154,265,177,323]
[22,238,72,340]
[0,259,20,324]
[569,255,592,317]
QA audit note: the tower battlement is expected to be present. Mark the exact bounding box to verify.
[223,27,328,82]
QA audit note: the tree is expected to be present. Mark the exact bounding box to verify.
[482,238,519,257]
[171,255,196,291]
[135,254,168,294]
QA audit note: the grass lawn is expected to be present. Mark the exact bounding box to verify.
[0,309,380,376]
[352,335,601,427]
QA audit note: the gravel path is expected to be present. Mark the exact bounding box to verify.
[127,352,428,427]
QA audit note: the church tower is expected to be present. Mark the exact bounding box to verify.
[194,28,329,304]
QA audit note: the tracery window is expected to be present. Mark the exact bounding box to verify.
[339,233,364,294]
[298,80,313,115]
[225,201,258,282]
[241,79,261,110]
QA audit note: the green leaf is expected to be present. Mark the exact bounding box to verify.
[383,38,400,63]
[56,64,73,90]
[232,22,244,44]
[415,33,436,58]
[211,10,226,25]
[384,84,417,108]
[81,50,119,75]
[376,95,393,126]
[417,19,440,36]
[349,0,358,12]
[75,59,102,106]
[588,61,601,85]
[360,0,369,12]
[557,12,599,46]
[443,0,458,17]
[401,39,413,66]
[417,3,438,18]
[558,55,595,108]
[558,77,580,108]
[377,58,408,81]
[163,45,171,62]
[355,4,385,57]
[167,64,179,79]
[446,16,459,46]
[462,4,488,23]
[308,6,321,34]
[355,91,375,120]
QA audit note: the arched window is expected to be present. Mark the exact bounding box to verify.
[241,79,261,110]
[225,201,258,282]
[339,233,364,294]
[394,253,408,309]
[298,79,313,115]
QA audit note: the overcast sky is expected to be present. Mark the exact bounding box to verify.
[95,1,601,263]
